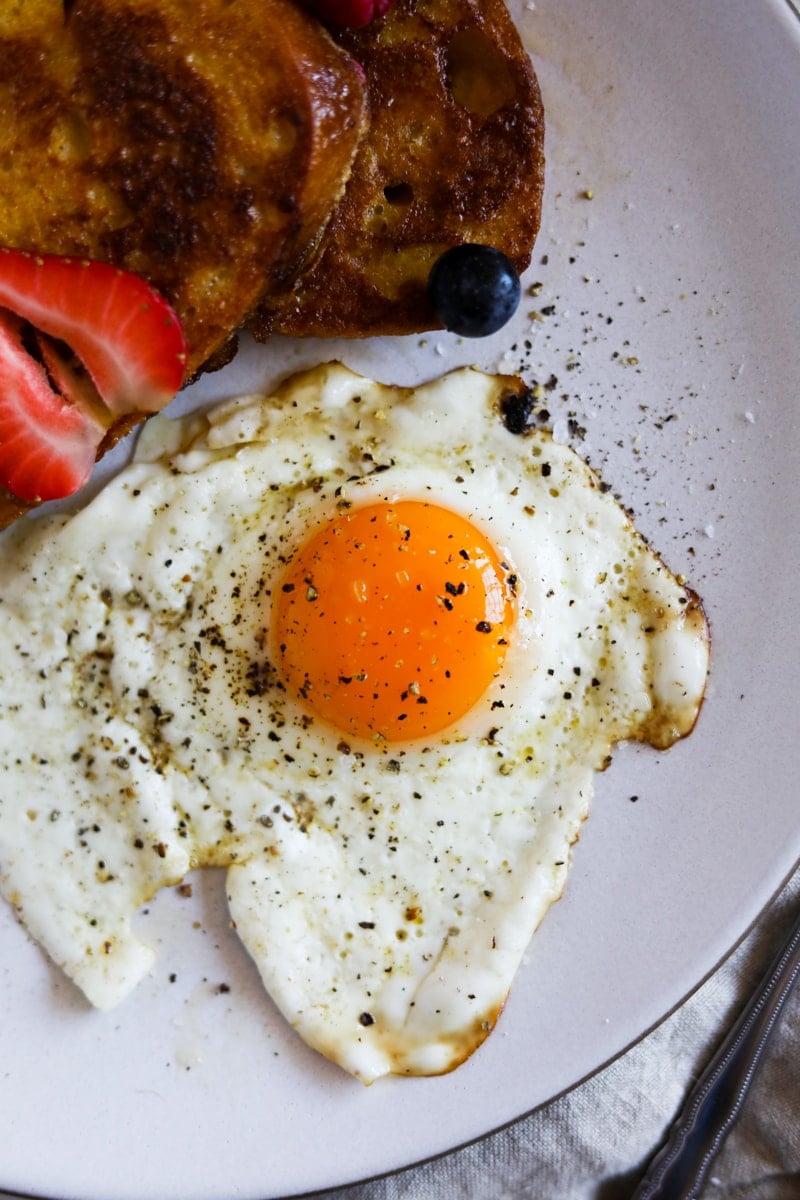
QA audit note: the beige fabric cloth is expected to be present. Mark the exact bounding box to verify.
[304,864,800,1200]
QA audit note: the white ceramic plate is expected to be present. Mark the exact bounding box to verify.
[1,1,799,1197]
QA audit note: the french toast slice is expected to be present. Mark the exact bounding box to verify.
[0,0,366,527]
[0,0,367,379]
[249,0,545,340]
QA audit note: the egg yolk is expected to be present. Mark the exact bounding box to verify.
[272,500,516,743]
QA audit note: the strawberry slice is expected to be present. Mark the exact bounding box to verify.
[0,247,187,504]
[0,311,105,503]
[303,0,396,29]
[0,248,186,416]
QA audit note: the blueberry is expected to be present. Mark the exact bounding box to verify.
[427,244,521,337]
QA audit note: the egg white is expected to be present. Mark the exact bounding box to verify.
[0,363,709,1082]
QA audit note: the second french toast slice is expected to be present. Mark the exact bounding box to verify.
[250,0,545,340]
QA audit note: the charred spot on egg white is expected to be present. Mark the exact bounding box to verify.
[499,385,537,434]
[0,362,709,1085]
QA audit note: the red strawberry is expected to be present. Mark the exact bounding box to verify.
[0,248,187,504]
[304,0,396,29]
[0,312,105,503]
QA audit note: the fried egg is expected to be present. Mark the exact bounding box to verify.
[0,363,709,1082]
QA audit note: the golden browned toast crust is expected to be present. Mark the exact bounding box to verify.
[250,0,545,340]
[0,0,367,378]
[0,489,29,533]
